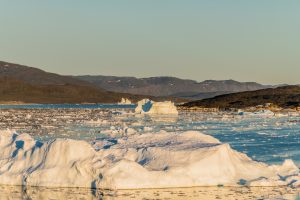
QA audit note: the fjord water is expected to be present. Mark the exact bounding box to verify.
[16,107,297,167]
[0,105,299,199]
[1,104,298,166]
[191,115,300,166]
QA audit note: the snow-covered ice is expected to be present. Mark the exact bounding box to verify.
[0,129,299,189]
[118,98,132,105]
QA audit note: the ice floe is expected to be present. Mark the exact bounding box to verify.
[0,130,299,189]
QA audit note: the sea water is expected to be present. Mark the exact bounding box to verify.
[0,105,299,199]
[0,105,299,166]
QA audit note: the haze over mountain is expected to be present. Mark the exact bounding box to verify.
[75,75,270,99]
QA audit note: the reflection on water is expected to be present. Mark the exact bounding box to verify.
[0,185,104,200]
[0,185,299,200]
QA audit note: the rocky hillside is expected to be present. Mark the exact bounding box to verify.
[180,86,300,109]
[0,61,91,87]
[0,61,150,104]
[0,77,132,104]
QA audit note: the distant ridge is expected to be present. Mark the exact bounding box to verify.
[0,77,123,104]
[0,60,296,104]
[180,85,300,109]
[0,61,156,104]
[0,61,92,87]
[75,75,269,99]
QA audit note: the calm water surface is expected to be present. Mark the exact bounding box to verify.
[0,185,299,200]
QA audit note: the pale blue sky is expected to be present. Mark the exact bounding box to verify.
[0,1,299,84]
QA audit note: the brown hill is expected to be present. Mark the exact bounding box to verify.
[180,86,300,109]
[0,61,182,104]
[75,76,268,99]
[0,77,127,104]
[0,61,92,87]
[0,61,150,104]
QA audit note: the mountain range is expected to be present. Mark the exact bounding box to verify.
[0,61,296,104]
[0,61,147,104]
[75,76,269,99]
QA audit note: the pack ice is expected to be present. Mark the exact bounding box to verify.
[0,130,299,189]
[135,99,178,115]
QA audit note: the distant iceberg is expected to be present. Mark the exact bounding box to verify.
[135,99,178,115]
[0,130,299,189]
[118,98,132,105]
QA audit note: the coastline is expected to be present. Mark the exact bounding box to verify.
[0,101,33,105]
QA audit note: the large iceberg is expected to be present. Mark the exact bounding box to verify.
[135,99,178,115]
[0,130,299,189]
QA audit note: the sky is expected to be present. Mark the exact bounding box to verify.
[0,1,299,84]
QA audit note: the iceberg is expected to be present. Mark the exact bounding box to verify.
[135,99,151,113]
[135,99,178,115]
[0,130,299,189]
[118,98,132,105]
